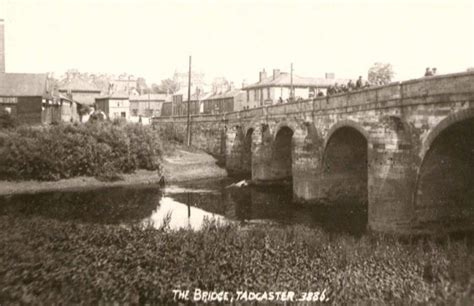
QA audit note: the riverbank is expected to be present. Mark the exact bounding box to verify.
[0,145,227,196]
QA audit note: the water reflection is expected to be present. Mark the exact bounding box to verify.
[0,177,369,235]
[142,197,225,230]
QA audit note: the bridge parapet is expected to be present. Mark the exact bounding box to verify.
[401,71,474,98]
[266,99,313,115]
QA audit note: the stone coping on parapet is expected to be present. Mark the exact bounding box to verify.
[152,71,474,123]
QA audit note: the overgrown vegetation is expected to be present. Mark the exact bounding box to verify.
[0,121,162,181]
[0,215,472,304]
[0,110,18,130]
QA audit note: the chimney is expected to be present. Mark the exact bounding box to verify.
[272,69,280,80]
[325,73,335,79]
[259,69,267,82]
[0,19,5,73]
[241,79,247,89]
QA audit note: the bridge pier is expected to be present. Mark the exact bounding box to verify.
[292,124,323,202]
[367,117,418,233]
[251,124,277,182]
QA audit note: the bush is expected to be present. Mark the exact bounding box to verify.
[0,121,162,181]
[0,110,18,129]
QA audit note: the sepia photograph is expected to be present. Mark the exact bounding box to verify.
[0,0,473,304]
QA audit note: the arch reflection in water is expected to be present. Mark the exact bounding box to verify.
[142,196,227,230]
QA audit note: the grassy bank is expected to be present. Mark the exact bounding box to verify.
[0,215,472,304]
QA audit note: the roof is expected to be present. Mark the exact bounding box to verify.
[95,92,129,100]
[129,93,167,101]
[243,72,351,89]
[173,87,212,101]
[0,73,48,97]
[206,88,244,100]
[58,77,101,92]
[58,93,81,104]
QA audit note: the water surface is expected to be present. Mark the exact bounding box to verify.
[0,177,368,235]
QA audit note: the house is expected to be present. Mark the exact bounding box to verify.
[129,93,167,118]
[95,93,130,120]
[58,76,102,121]
[57,94,80,123]
[202,88,246,114]
[242,69,351,108]
[170,87,212,116]
[0,73,81,124]
[109,74,138,95]
[0,20,80,124]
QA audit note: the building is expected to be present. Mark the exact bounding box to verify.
[56,94,80,123]
[0,20,81,124]
[95,93,130,120]
[109,74,138,95]
[202,88,246,114]
[129,93,167,118]
[58,77,102,107]
[169,87,211,116]
[242,69,351,108]
[0,73,80,124]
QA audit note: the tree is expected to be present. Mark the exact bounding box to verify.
[211,77,230,93]
[137,77,149,95]
[159,78,180,94]
[368,62,395,85]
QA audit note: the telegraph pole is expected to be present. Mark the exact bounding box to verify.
[186,56,192,146]
[290,63,294,102]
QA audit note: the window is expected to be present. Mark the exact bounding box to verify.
[132,109,138,116]
[254,90,258,101]
[247,91,249,101]
[121,112,126,118]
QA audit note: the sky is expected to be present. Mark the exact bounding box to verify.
[1,0,473,85]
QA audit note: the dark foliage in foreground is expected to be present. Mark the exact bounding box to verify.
[0,121,162,181]
[0,216,472,304]
[0,110,18,130]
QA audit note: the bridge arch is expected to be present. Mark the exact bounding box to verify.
[321,122,369,210]
[323,120,369,150]
[270,125,295,181]
[273,120,298,139]
[242,127,255,175]
[419,108,474,161]
[414,109,474,230]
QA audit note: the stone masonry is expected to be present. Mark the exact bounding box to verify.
[153,71,474,234]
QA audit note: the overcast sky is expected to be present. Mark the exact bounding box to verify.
[1,0,473,85]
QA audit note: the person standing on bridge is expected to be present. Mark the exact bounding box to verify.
[356,76,363,89]
[424,67,434,77]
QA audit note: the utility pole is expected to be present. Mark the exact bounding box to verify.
[186,56,192,146]
[290,63,294,102]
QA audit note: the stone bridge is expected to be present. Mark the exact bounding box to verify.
[153,71,474,234]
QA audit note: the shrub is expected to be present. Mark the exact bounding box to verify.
[0,110,18,129]
[0,121,163,181]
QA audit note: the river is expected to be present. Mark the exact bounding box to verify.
[0,177,368,235]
